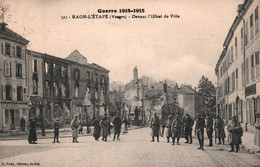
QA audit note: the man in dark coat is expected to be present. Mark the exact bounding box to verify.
[195,114,205,150]
[150,113,160,142]
[53,118,60,143]
[227,116,243,152]
[205,115,213,146]
[171,114,182,145]
[20,117,26,131]
[99,114,109,142]
[93,117,101,141]
[112,113,122,141]
[183,114,194,144]
[28,117,37,144]
[215,115,226,144]
[165,115,173,143]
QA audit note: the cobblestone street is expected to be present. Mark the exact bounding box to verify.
[0,127,259,167]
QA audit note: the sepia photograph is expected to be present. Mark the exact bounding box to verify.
[0,0,260,166]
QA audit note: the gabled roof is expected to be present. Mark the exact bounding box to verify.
[0,23,29,44]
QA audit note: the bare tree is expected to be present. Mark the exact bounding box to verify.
[29,96,50,136]
[126,104,131,127]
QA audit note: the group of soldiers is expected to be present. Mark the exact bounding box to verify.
[150,112,243,152]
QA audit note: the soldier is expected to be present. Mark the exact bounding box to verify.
[205,115,213,146]
[215,115,226,144]
[227,116,243,152]
[20,117,26,131]
[183,114,194,144]
[70,116,79,143]
[53,118,60,143]
[93,117,101,141]
[171,114,182,145]
[112,113,122,141]
[99,114,109,142]
[195,114,205,150]
[165,115,173,143]
[160,118,166,137]
[150,113,160,142]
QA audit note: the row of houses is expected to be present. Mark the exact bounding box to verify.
[0,23,110,132]
[215,0,260,131]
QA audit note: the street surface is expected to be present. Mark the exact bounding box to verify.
[0,127,260,167]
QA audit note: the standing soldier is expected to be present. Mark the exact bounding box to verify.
[20,117,26,131]
[165,115,173,143]
[150,113,160,142]
[160,118,166,137]
[205,115,213,147]
[215,115,226,144]
[171,114,182,145]
[93,117,101,141]
[78,119,83,134]
[195,114,205,150]
[53,119,60,143]
[70,116,79,143]
[227,116,243,152]
[99,114,109,142]
[112,113,122,141]
[183,114,194,144]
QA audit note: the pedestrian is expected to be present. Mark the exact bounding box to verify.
[183,114,194,144]
[165,115,173,143]
[254,113,260,153]
[20,117,26,131]
[195,114,205,150]
[214,115,226,145]
[171,114,182,145]
[86,116,91,134]
[93,117,101,141]
[28,117,37,144]
[112,113,122,141]
[227,116,243,152]
[78,119,83,134]
[99,114,109,142]
[70,116,79,143]
[150,113,160,142]
[160,118,166,137]
[205,115,213,147]
[53,118,60,143]
[122,116,128,134]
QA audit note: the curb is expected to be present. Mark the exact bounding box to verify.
[0,126,147,141]
[240,144,260,157]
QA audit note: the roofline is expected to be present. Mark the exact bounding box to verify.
[28,50,110,73]
[215,0,253,75]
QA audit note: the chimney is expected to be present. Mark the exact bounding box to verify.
[0,22,7,30]
[237,4,244,16]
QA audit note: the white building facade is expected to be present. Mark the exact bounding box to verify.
[215,0,260,131]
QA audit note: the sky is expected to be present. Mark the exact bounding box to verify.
[1,0,244,87]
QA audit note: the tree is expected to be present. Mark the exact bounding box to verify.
[126,104,131,127]
[103,100,111,115]
[29,96,50,136]
[134,106,142,121]
[197,76,216,116]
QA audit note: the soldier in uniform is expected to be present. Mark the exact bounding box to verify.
[195,114,205,150]
[99,114,109,142]
[112,113,122,141]
[171,114,182,145]
[150,113,160,142]
[93,117,101,141]
[215,115,226,144]
[205,115,213,146]
[227,116,243,152]
[53,118,60,143]
[165,115,173,143]
[183,114,194,144]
